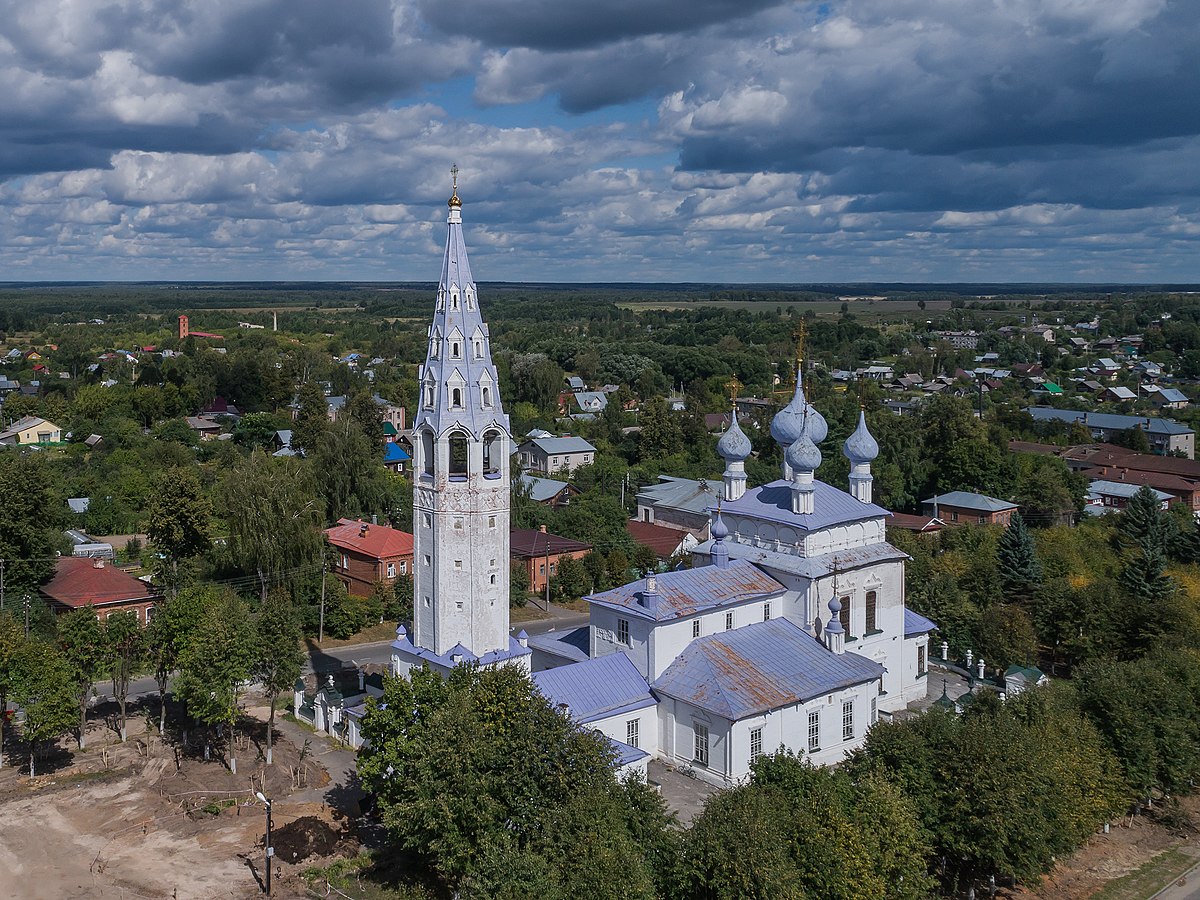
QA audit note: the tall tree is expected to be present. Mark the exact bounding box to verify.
[997,513,1042,605]
[1117,539,1176,657]
[103,610,143,742]
[253,591,303,765]
[145,467,211,596]
[312,419,392,521]
[175,592,256,766]
[220,452,323,599]
[290,381,329,454]
[0,611,24,767]
[145,585,212,734]
[57,608,106,749]
[12,640,75,777]
[1118,484,1173,553]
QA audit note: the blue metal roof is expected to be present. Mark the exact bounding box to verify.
[720,479,890,531]
[526,625,590,664]
[532,652,655,724]
[392,630,530,669]
[904,608,938,638]
[586,559,785,622]
[383,442,410,462]
[1158,389,1189,403]
[653,618,883,720]
[1026,407,1192,436]
[527,435,596,455]
[608,737,650,768]
[519,473,573,502]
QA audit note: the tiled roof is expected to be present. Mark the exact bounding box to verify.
[586,560,784,622]
[324,519,413,560]
[1026,407,1192,436]
[532,652,655,724]
[904,608,938,638]
[510,529,592,557]
[923,491,1017,513]
[653,618,883,720]
[722,479,890,531]
[41,558,158,608]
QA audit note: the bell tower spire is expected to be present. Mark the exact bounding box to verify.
[395,170,526,672]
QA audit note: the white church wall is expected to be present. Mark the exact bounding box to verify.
[590,607,651,678]
[900,634,931,704]
[588,704,659,759]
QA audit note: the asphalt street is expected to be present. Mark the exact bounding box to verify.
[97,610,589,705]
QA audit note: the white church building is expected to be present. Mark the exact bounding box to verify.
[380,182,934,786]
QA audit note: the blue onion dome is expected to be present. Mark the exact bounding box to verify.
[825,592,844,632]
[711,509,729,540]
[842,409,879,464]
[770,370,828,446]
[716,408,752,462]
[786,431,822,474]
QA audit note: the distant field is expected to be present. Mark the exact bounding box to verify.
[618,299,953,319]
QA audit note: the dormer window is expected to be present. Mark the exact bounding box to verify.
[482,386,492,408]
[451,387,463,408]
[474,341,482,359]
[451,342,461,358]
[423,382,435,408]
[430,340,440,359]
[451,291,459,309]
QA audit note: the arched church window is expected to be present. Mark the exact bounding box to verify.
[421,429,434,476]
[482,386,492,408]
[451,387,463,408]
[449,432,469,478]
[423,382,435,409]
[483,430,503,477]
[474,341,482,359]
[451,292,459,309]
[451,342,460,358]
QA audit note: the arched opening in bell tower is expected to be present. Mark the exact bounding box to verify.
[448,431,469,479]
[483,430,503,478]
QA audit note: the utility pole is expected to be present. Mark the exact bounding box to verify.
[255,792,273,895]
[1,558,5,611]
[544,532,551,611]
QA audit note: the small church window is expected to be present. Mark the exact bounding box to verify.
[423,383,434,408]
[474,341,482,358]
[617,618,630,646]
[725,612,734,631]
[865,591,877,633]
[482,386,492,408]
[490,574,496,585]
[451,387,463,408]
[842,701,854,741]
[807,710,820,752]
[627,719,639,749]
[692,619,701,638]
[694,723,709,767]
[839,596,851,636]
[421,430,434,476]
[750,727,762,762]
[451,342,460,358]
[763,603,771,622]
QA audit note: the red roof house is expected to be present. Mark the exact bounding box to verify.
[40,557,160,623]
[324,518,414,598]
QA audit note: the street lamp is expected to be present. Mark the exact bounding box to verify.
[254,792,273,896]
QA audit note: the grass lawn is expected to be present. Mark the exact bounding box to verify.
[1091,845,1200,900]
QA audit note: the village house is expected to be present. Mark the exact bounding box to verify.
[635,475,717,538]
[1025,407,1195,459]
[40,557,160,623]
[625,520,697,561]
[1086,480,1173,514]
[516,435,596,475]
[510,526,593,595]
[518,473,581,507]
[922,491,1018,527]
[324,518,414,598]
[0,415,61,445]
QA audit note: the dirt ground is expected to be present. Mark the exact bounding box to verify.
[1006,795,1200,899]
[0,700,354,899]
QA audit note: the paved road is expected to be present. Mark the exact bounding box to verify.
[96,609,590,705]
[1150,851,1200,900]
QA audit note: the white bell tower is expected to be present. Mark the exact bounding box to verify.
[394,169,529,674]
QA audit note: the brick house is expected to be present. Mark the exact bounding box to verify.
[40,557,160,623]
[324,518,415,598]
[921,492,1018,527]
[510,526,592,595]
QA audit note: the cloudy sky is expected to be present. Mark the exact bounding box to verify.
[2,0,1198,282]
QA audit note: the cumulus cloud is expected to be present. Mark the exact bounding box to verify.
[0,0,1197,281]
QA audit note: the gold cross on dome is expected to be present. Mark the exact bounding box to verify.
[450,164,459,191]
[725,375,742,402]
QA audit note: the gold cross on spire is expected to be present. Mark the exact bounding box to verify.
[448,164,461,208]
[725,375,742,403]
[794,320,807,370]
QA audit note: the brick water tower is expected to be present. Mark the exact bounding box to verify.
[178,314,189,340]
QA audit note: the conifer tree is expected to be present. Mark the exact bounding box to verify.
[1118,484,1172,553]
[997,513,1042,605]
[1118,538,1175,657]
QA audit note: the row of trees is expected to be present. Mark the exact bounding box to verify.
[0,584,304,775]
[358,651,1200,899]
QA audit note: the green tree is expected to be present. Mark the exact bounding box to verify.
[510,560,531,608]
[145,585,212,734]
[1117,539,1177,658]
[358,665,664,896]
[549,554,589,601]
[103,610,143,742]
[220,452,323,599]
[253,591,303,765]
[0,611,24,768]
[291,381,329,454]
[12,639,76,777]
[175,592,256,766]
[57,608,106,749]
[145,467,212,595]
[638,399,683,461]
[997,513,1041,605]
[1118,484,1173,553]
[312,419,393,521]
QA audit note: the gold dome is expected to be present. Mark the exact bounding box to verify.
[448,164,462,208]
